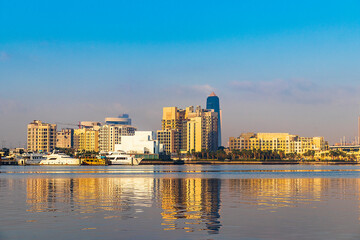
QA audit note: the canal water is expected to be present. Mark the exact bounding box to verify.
[1,165,360,240]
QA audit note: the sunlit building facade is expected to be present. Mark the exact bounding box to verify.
[74,128,99,152]
[99,124,136,152]
[27,120,57,152]
[157,107,187,153]
[229,132,326,154]
[186,106,218,153]
[158,105,218,154]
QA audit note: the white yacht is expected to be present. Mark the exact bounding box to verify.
[17,152,47,165]
[40,152,80,165]
[106,151,142,165]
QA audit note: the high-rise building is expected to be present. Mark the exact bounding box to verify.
[157,105,218,154]
[157,107,187,153]
[73,128,99,152]
[206,92,221,147]
[56,128,74,149]
[99,124,137,152]
[187,106,218,152]
[27,120,57,152]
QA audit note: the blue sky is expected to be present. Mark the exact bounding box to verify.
[1,0,360,147]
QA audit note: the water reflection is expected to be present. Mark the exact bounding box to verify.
[155,178,221,234]
[22,176,360,236]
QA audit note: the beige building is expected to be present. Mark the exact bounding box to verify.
[186,106,218,153]
[157,129,177,154]
[99,124,137,152]
[158,107,187,153]
[157,106,218,154]
[229,133,327,154]
[27,120,57,152]
[74,128,99,152]
[56,128,74,149]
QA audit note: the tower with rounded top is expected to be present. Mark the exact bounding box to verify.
[206,92,221,147]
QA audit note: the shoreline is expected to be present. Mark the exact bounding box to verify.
[1,159,359,166]
[182,160,359,165]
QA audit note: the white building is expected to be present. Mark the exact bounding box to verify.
[99,125,137,152]
[114,131,164,154]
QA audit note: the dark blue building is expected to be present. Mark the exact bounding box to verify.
[206,92,221,147]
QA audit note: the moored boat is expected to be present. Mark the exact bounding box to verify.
[81,157,108,165]
[106,151,142,165]
[40,152,80,165]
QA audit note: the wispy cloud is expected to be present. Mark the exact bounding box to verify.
[229,79,359,105]
[0,52,10,62]
[190,84,215,93]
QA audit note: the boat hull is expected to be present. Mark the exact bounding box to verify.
[109,158,142,165]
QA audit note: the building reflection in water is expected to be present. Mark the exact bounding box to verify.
[154,178,221,234]
[225,178,360,210]
[26,178,154,216]
[26,177,222,234]
[25,176,360,234]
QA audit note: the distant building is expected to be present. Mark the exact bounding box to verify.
[157,129,177,154]
[99,124,137,152]
[229,133,327,154]
[206,92,221,147]
[114,131,163,154]
[80,121,102,130]
[186,106,218,153]
[74,128,99,152]
[105,114,132,125]
[158,107,187,153]
[56,128,74,149]
[27,120,57,152]
[157,105,218,154]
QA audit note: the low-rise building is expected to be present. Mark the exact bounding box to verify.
[229,133,327,155]
[114,131,163,154]
[56,128,74,149]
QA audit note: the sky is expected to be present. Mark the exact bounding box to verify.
[1,0,360,147]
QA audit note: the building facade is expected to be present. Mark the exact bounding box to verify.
[186,106,218,153]
[157,107,187,154]
[229,132,327,154]
[27,120,57,152]
[115,131,164,154]
[56,128,74,149]
[157,105,218,154]
[206,92,221,147]
[99,124,137,152]
[156,129,177,154]
[73,128,99,152]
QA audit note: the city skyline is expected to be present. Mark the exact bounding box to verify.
[2,1,360,146]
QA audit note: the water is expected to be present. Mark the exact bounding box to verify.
[1,165,360,240]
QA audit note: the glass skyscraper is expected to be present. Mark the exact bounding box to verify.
[206,92,221,147]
